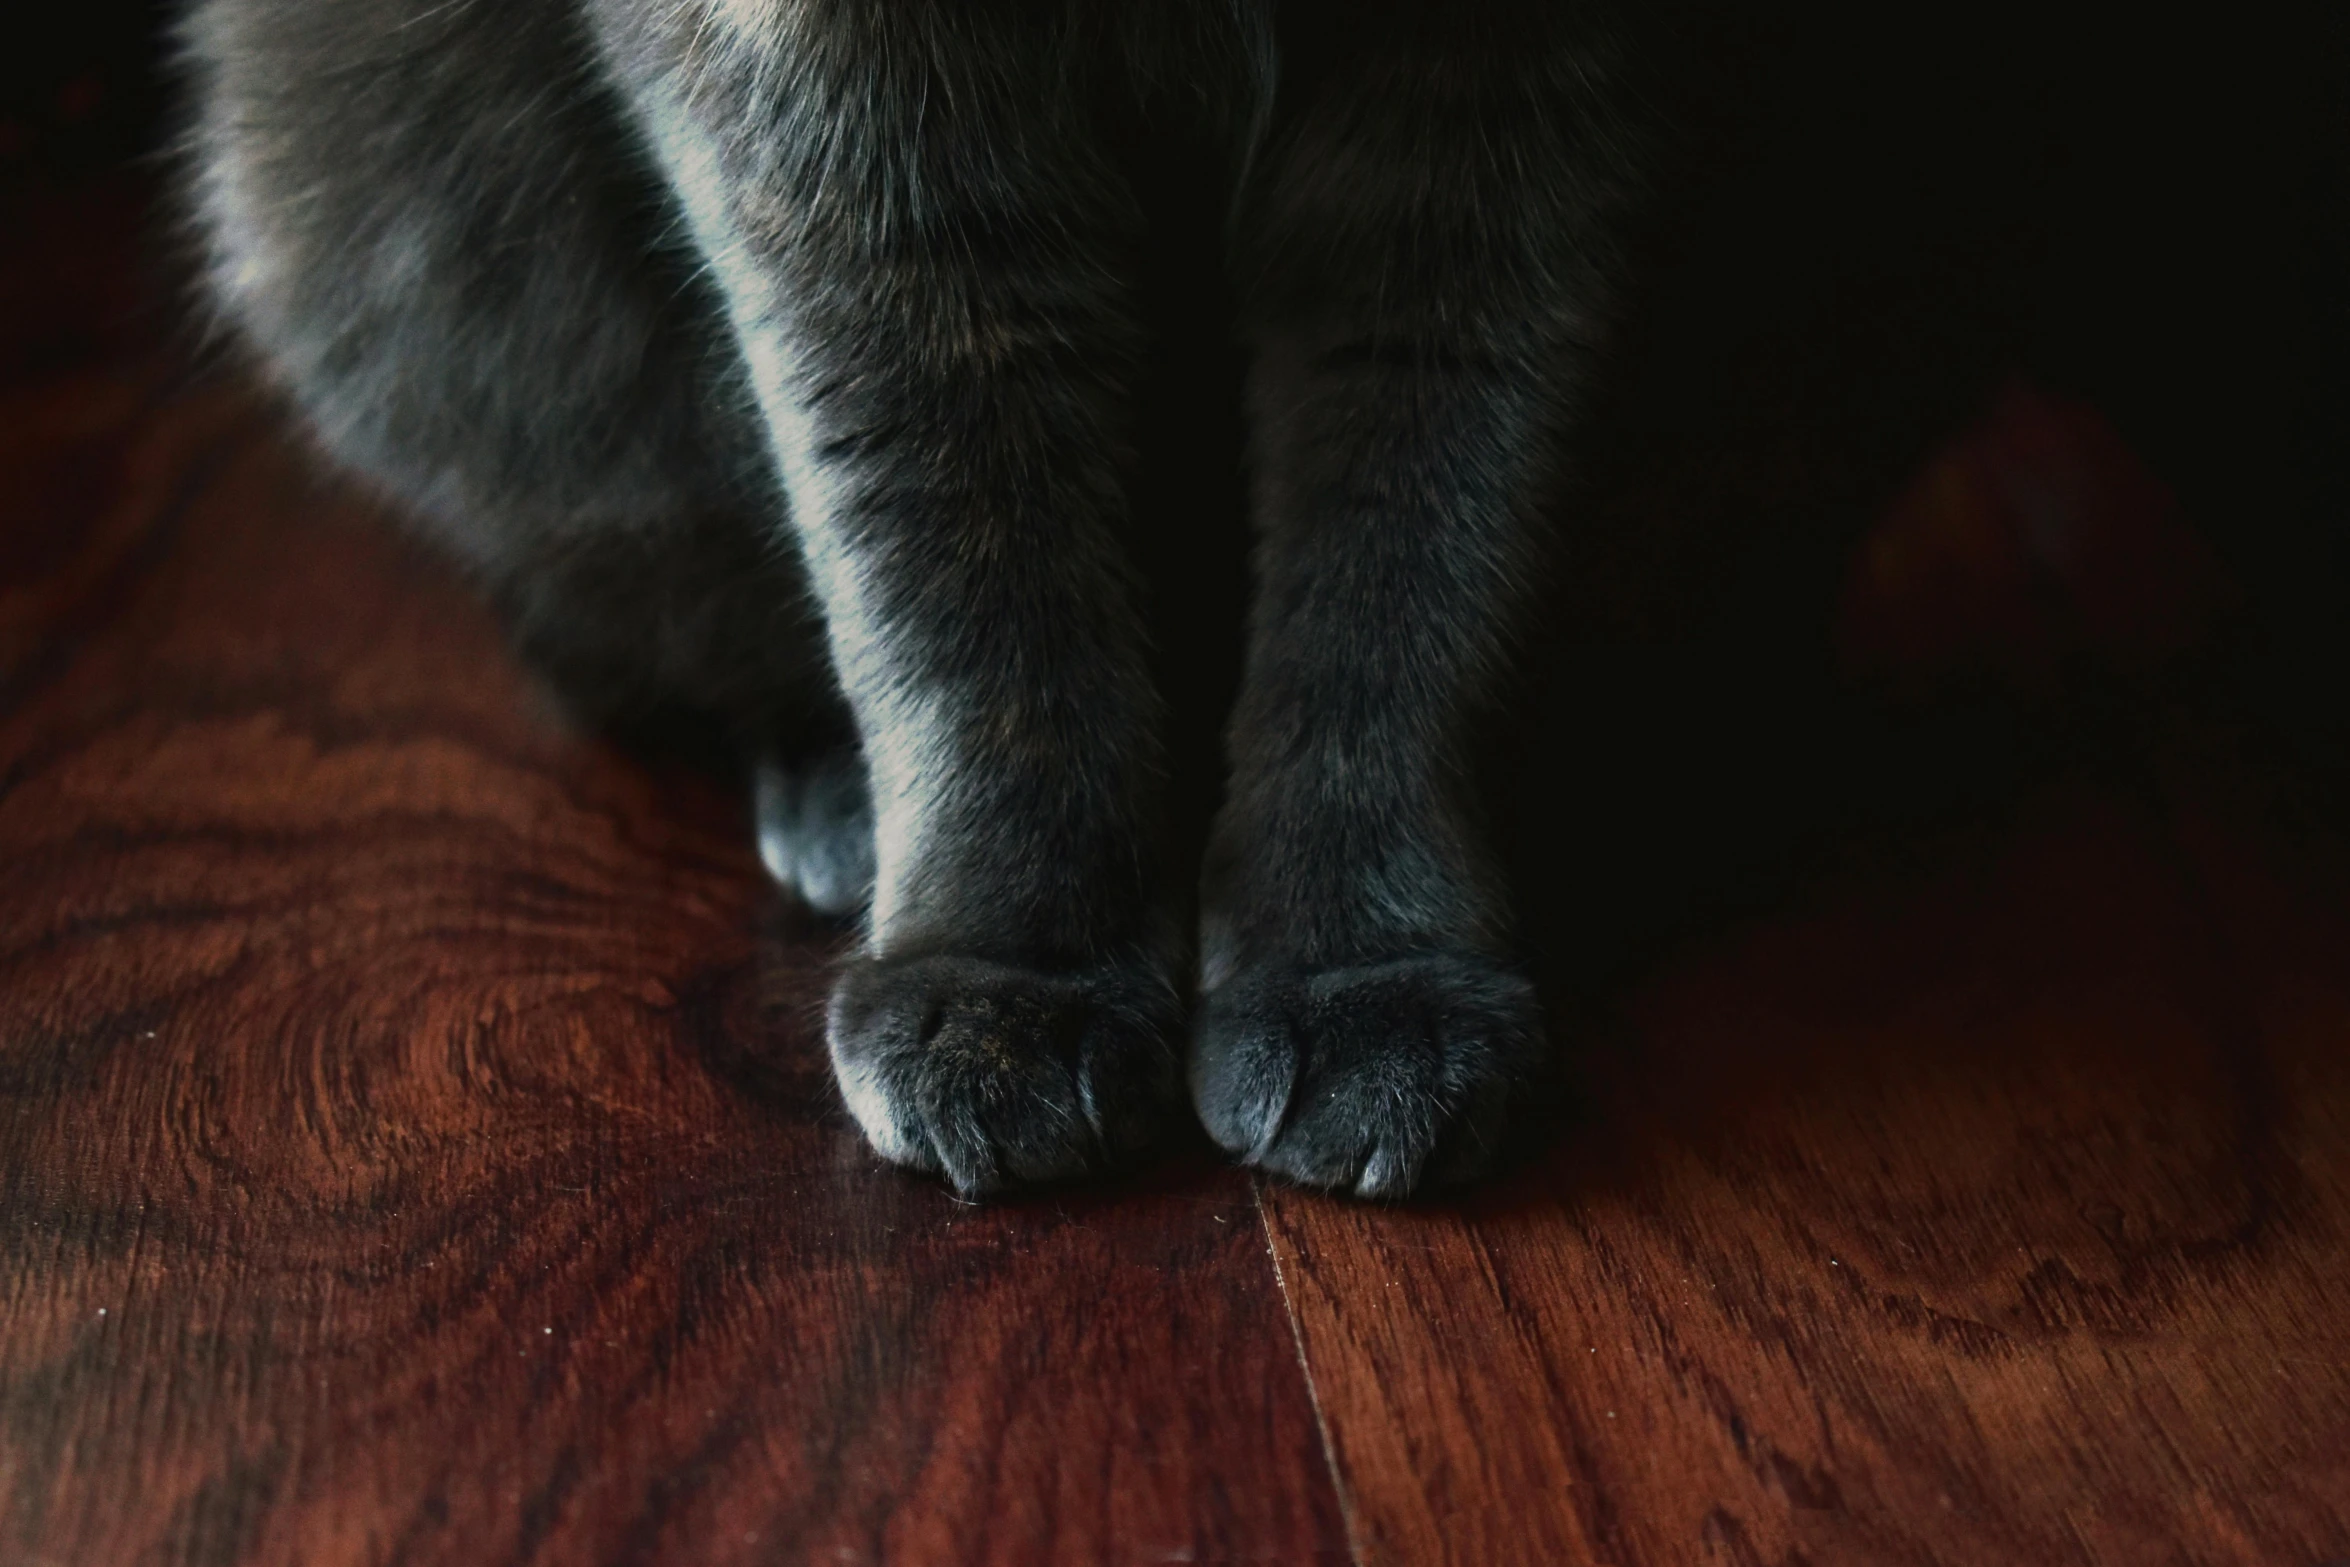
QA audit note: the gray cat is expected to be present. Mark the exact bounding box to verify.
[180,0,1641,1197]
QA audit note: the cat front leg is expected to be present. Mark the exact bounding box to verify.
[593,0,1182,1192]
[1195,9,1640,1196]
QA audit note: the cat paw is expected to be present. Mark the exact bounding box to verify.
[755,749,874,917]
[1190,953,1547,1199]
[827,953,1184,1196]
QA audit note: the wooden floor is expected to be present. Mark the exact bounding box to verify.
[6,182,2350,1567]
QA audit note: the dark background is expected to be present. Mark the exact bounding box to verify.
[7,0,2346,991]
[5,16,2349,1558]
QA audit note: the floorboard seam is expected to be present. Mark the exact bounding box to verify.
[1254,1178,1366,1567]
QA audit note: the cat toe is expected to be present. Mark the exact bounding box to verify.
[755,750,874,917]
[827,953,1183,1196]
[1190,953,1547,1199]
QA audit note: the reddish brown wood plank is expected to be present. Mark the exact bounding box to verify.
[1265,785,2350,1566]
[0,190,1348,1567]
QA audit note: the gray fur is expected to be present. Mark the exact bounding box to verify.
[179,0,1642,1196]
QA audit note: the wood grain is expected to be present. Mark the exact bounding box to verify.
[9,176,2350,1567]
[1265,779,2350,1566]
[0,182,1347,1567]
